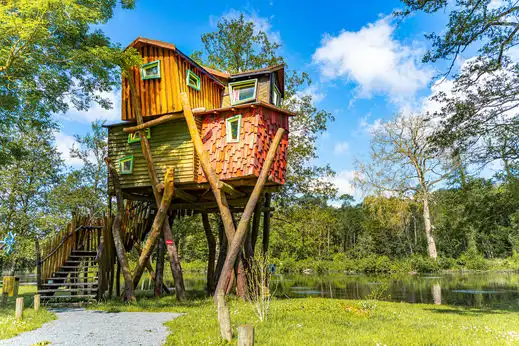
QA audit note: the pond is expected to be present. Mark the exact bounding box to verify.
[155,271,519,309]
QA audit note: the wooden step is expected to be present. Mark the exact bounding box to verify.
[54,271,99,279]
[43,282,98,287]
[40,294,97,300]
[59,265,98,270]
[71,251,97,256]
[38,288,98,294]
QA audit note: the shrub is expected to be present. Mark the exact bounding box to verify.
[409,255,440,273]
[358,255,392,274]
[457,249,489,270]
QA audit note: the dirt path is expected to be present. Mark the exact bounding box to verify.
[0,308,180,346]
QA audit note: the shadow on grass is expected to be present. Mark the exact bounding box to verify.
[425,306,519,316]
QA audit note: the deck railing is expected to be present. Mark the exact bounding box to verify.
[39,217,104,284]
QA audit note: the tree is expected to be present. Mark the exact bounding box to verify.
[356,114,457,258]
[397,0,519,170]
[192,13,336,203]
[0,0,135,163]
[0,123,62,272]
[70,120,109,218]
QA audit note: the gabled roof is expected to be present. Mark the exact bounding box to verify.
[125,37,224,87]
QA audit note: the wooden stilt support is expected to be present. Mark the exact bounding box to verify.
[238,325,254,346]
[132,168,174,288]
[202,213,216,295]
[105,158,136,302]
[180,93,237,244]
[216,293,232,342]
[214,128,285,298]
[155,233,165,297]
[126,72,185,300]
[263,193,272,255]
[134,243,170,295]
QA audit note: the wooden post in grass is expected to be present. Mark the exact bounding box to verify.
[34,294,40,311]
[216,293,232,341]
[15,297,23,320]
[238,325,255,346]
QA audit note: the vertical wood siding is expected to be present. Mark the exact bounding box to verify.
[122,44,223,120]
[107,120,196,189]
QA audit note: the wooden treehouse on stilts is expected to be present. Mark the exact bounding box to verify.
[36,37,292,303]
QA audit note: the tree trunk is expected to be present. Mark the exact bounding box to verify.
[423,196,438,259]
[214,218,227,284]
[202,213,216,295]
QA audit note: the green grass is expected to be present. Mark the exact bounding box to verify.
[93,295,519,345]
[0,285,56,340]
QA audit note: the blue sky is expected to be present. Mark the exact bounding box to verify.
[57,0,456,196]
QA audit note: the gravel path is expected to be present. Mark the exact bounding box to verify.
[0,308,181,346]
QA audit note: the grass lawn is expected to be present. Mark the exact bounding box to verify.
[0,285,55,340]
[94,295,519,345]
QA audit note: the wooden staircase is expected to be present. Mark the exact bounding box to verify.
[37,217,112,305]
[38,250,99,303]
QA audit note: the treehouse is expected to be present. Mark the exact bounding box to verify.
[105,37,292,210]
[37,37,292,303]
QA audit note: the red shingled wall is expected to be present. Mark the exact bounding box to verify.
[197,106,289,184]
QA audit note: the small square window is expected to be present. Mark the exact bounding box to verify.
[226,115,242,143]
[229,79,257,105]
[141,60,161,80]
[186,69,201,90]
[119,156,134,174]
[272,84,282,107]
[128,128,151,144]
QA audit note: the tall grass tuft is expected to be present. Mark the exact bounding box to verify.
[245,253,273,322]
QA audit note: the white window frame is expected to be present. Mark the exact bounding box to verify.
[229,79,258,105]
[226,114,242,143]
[272,84,281,107]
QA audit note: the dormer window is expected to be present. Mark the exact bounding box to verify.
[229,79,257,105]
[272,84,281,107]
[226,115,242,143]
[186,69,200,90]
[141,60,160,80]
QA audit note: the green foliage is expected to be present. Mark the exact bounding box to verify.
[0,0,134,140]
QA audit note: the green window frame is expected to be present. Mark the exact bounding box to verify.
[127,128,151,144]
[119,155,134,175]
[141,60,161,80]
[229,79,257,105]
[272,84,282,107]
[226,114,242,143]
[186,69,201,90]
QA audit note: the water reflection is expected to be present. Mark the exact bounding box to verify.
[95,271,519,309]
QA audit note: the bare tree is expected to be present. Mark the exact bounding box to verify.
[356,114,457,259]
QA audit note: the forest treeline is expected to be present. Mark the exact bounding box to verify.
[1,1,519,275]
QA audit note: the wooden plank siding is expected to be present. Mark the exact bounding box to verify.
[107,119,196,190]
[122,43,223,121]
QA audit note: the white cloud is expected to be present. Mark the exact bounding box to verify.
[210,10,281,44]
[54,132,82,167]
[59,90,121,124]
[488,0,503,9]
[334,141,349,155]
[296,85,325,104]
[312,17,433,103]
[331,170,356,196]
